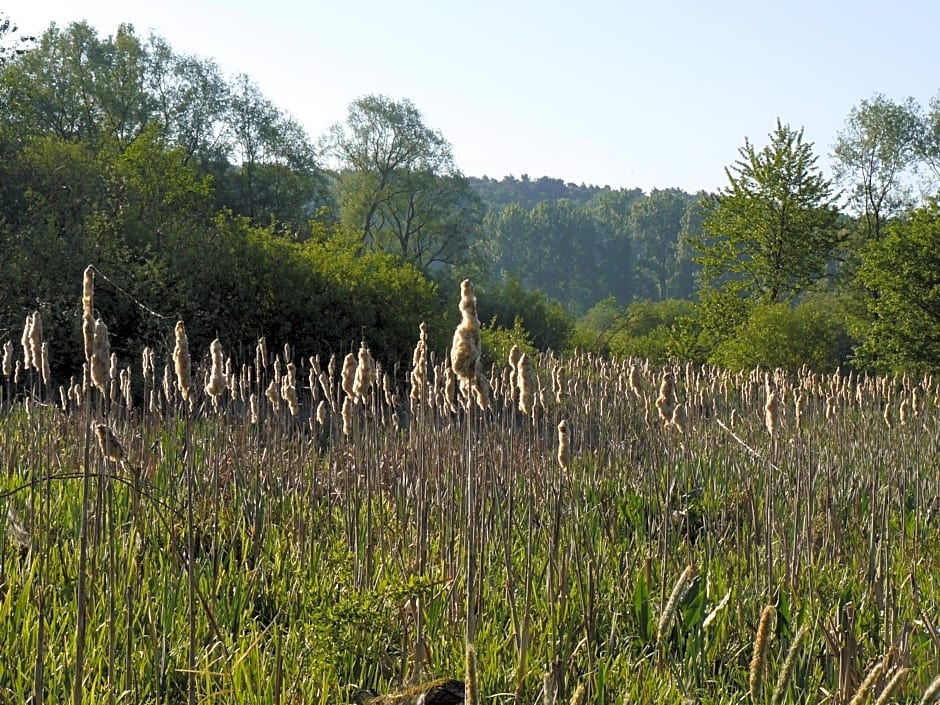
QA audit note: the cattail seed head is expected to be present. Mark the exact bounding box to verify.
[89,319,110,394]
[281,362,299,416]
[341,352,357,399]
[657,564,697,644]
[205,338,227,403]
[353,340,376,401]
[2,340,13,377]
[771,623,810,705]
[450,279,482,384]
[749,605,776,703]
[873,667,908,705]
[557,419,571,470]
[341,395,353,437]
[82,265,94,314]
[517,353,536,416]
[172,321,192,401]
[765,389,780,436]
[849,659,885,705]
[656,371,677,425]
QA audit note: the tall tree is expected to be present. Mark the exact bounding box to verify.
[326,95,481,270]
[629,188,688,301]
[697,119,841,305]
[832,94,921,241]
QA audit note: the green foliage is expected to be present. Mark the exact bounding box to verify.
[832,93,921,241]
[708,298,855,372]
[480,317,537,368]
[473,275,573,353]
[697,119,841,306]
[856,199,940,372]
[573,298,698,361]
[328,95,481,271]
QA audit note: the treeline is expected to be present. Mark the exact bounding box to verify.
[3,19,940,376]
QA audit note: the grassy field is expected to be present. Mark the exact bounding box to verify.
[3,302,940,703]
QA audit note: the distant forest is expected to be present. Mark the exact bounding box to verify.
[3,19,940,377]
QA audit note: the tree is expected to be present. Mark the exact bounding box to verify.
[697,119,841,306]
[327,95,482,270]
[219,74,331,234]
[832,94,921,242]
[0,14,36,67]
[856,199,940,371]
[629,188,689,301]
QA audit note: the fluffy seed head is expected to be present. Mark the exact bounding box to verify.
[173,321,192,400]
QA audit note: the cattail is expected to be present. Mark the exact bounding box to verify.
[771,623,810,705]
[825,394,837,421]
[765,389,780,436]
[849,658,885,705]
[341,396,353,437]
[82,265,94,313]
[281,362,299,416]
[205,338,227,405]
[94,423,125,463]
[450,279,482,385]
[318,371,333,410]
[552,364,566,405]
[172,321,192,401]
[465,642,480,705]
[883,402,894,429]
[265,378,280,408]
[27,311,42,371]
[568,682,587,705]
[89,319,110,394]
[141,346,154,384]
[517,353,536,415]
[255,336,268,373]
[410,322,429,407]
[656,372,677,425]
[629,363,643,398]
[353,340,376,401]
[249,393,259,424]
[109,352,120,405]
[557,419,571,470]
[39,342,50,386]
[20,314,32,370]
[82,311,95,362]
[316,400,328,426]
[671,403,687,433]
[120,366,132,409]
[162,364,173,404]
[873,667,908,705]
[899,398,910,426]
[921,674,940,705]
[1,340,12,377]
[912,387,923,418]
[749,605,776,703]
[341,352,357,399]
[657,564,697,644]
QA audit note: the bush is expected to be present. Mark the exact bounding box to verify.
[709,298,855,372]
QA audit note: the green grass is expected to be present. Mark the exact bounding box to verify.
[2,359,940,703]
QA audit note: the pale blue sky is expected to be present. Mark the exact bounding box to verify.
[11,0,940,193]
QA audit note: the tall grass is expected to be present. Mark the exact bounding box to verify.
[2,286,940,703]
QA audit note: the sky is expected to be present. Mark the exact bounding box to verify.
[9,0,940,194]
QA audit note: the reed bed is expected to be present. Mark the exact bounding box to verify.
[2,280,940,703]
